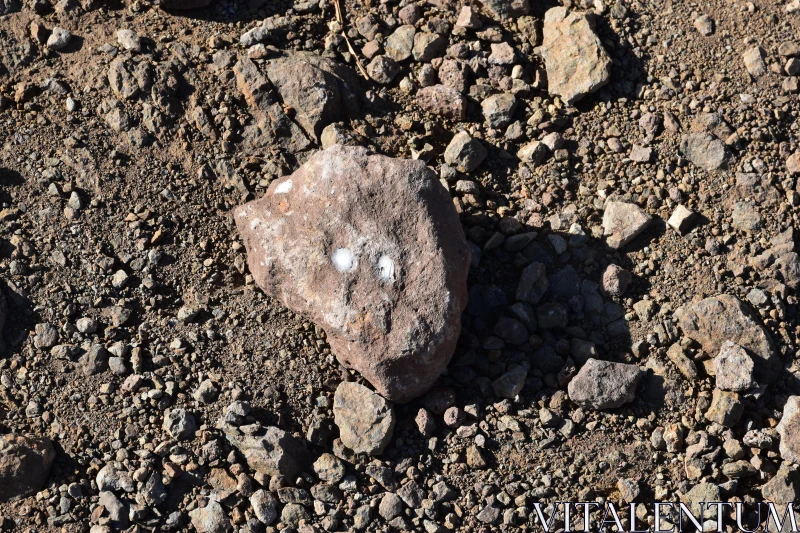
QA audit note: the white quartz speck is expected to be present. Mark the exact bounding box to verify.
[332,248,356,273]
[274,179,292,194]
[377,255,395,283]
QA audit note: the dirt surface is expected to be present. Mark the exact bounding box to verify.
[1,0,800,531]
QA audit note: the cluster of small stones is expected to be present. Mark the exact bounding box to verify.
[0,0,799,531]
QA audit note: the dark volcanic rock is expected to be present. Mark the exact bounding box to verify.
[234,145,470,403]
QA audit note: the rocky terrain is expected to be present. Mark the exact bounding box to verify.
[1,0,800,531]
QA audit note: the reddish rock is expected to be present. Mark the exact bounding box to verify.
[234,146,470,403]
[416,85,467,121]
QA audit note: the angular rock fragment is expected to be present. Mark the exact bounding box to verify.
[225,426,311,477]
[680,132,728,170]
[417,84,467,121]
[444,132,487,173]
[602,201,652,249]
[234,146,470,402]
[334,382,395,455]
[714,341,755,391]
[541,7,611,104]
[743,46,767,77]
[705,389,743,427]
[567,359,642,410]
[189,500,232,533]
[386,25,415,62]
[264,53,360,141]
[0,434,56,502]
[480,0,530,20]
[778,396,800,464]
[667,205,696,234]
[675,295,780,384]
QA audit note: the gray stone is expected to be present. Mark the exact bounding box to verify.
[443,132,487,173]
[541,7,611,104]
[602,201,652,249]
[250,489,277,525]
[225,426,311,478]
[567,359,642,410]
[385,25,415,61]
[334,382,395,455]
[47,27,72,50]
[675,295,780,384]
[163,408,197,440]
[189,500,232,533]
[516,262,548,304]
[417,84,468,121]
[743,46,767,77]
[778,396,800,464]
[679,132,728,170]
[366,55,400,85]
[481,93,518,128]
[714,341,755,391]
[492,365,528,399]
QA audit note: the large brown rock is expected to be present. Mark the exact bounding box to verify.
[234,145,470,403]
[0,434,56,501]
[541,7,611,104]
[675,295,780,384]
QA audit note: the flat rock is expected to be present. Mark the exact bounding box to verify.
[680,132,728,170]
[541,7,611,104]
[225,426,311,478]
[567,358,642,410]
[334,382,395,455]
[675,295,780,384]
[602,201,652,249]
[0,434,56,502]
[778,396,800,463]
[234,146,470,402]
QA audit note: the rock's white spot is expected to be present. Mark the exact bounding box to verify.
[274,179,292,194]
[332,248,356,273]
[377,255,395,283]
[249,217,262,230]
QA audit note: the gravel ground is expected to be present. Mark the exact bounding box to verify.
[1,0,800,531]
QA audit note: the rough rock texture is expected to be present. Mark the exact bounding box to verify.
[264,53,360,141]
[189,500,233,533]
[0,434,56,502]
[567,359,642,410]
[234,145,471,402]
[333,382,396,455]
[225,427,311,478]
[541,7,611,104]
[480,0,530,20]
[602,201,652,249]
[675,295,780,384]
[444,132,487,172]
[778,396,800,464]
[714,341,755,391]
[416,84,468,120]
[679,132,728,170]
